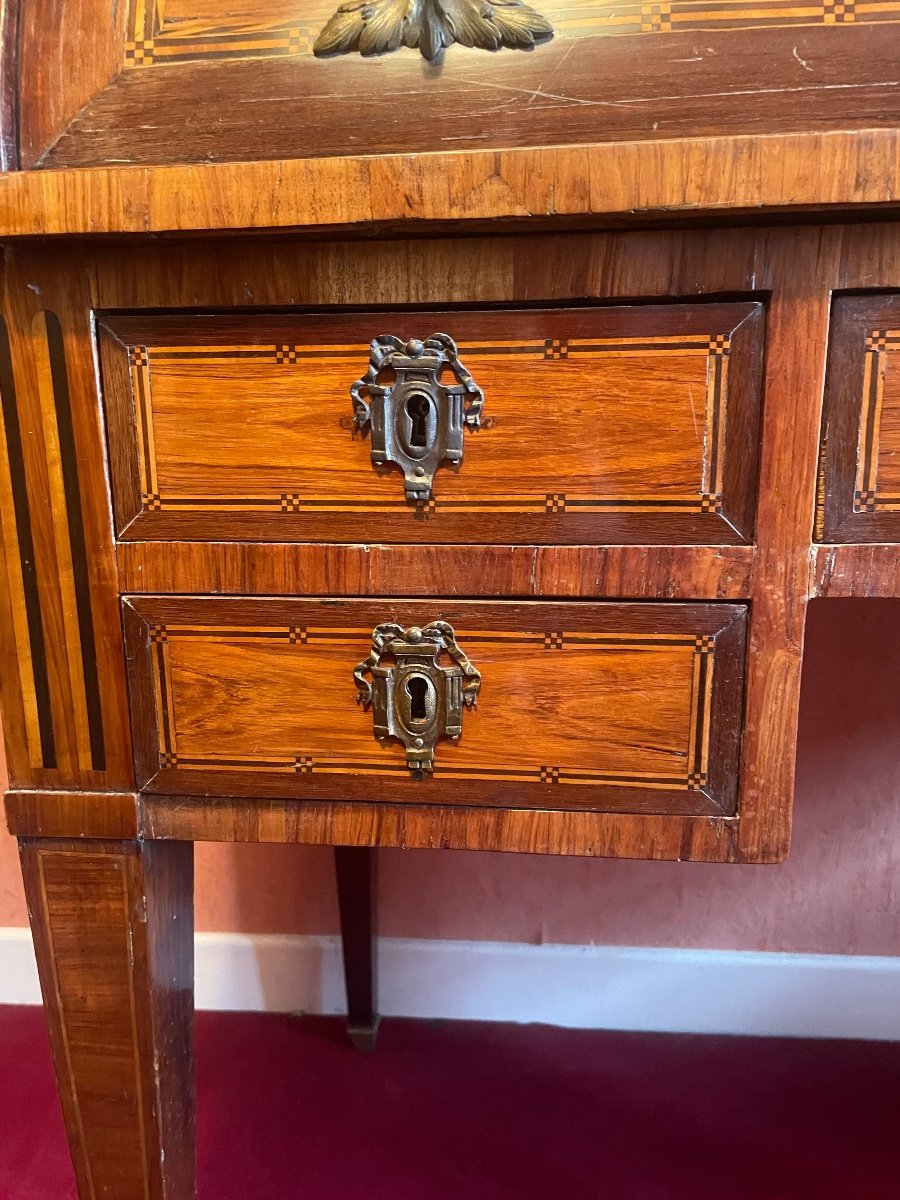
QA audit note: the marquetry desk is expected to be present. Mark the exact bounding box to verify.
[2,2,900,1197]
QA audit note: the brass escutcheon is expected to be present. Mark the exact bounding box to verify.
[350,334,484,502]
[353,621,481,774]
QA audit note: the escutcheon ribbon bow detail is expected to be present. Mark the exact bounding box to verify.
[353,622,482,773]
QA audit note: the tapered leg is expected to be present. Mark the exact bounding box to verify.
[19,837,195,1200]
[334,845,380,1050]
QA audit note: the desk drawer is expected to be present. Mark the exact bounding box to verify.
[100,303,763,545]
[123,598,747,816]
[820,293,900,542]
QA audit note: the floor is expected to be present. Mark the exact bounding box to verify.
[1,1007,898,1200]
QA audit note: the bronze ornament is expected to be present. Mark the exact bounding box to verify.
[351,333,484,502]
[353,621,482,773]
[314,0,554,61]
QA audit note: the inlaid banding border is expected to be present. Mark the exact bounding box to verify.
[123,0,900,68]
[127,333,730,520]
[819,296,900,544]
[853,328,900,513]
[148,624,715,793]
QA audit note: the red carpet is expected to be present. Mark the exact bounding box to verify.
[1,1006,898,1199]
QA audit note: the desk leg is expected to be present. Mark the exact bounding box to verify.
[19,837,195,1200]
[334,846,380,1050]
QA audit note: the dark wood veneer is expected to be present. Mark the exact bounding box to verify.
[819,293,900,543]
[812,544,900,597]
[0,0,17,171]
[335,846,380,1051]
[8,787,746,862]
[18,18,900,170]
[18,837,195,1199]
[115,542,756,599]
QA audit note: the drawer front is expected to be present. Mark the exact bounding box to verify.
[820,294,900,542]
[123,598,747,816]
[100,303,763,545]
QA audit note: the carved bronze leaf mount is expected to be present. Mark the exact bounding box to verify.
[315,0,554,62]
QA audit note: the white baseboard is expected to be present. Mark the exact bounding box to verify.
[0,928,42,1004]
[2,926,899,1040]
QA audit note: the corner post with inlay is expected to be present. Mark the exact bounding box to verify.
[18,836,196,1200]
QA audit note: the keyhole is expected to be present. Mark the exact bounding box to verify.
[406,676,429,721]
[406,394,430,448]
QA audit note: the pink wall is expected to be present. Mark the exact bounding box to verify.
[2,598,899,954]
[0,738,24,926]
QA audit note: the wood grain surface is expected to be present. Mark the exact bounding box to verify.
[99,303,763,545]
[7,787,741,861]
[810,544,900,597]
[12,0,900,170]
[0,0,18,171]
[123,597,748,817]
[3,224,900,863]
[5,789,140,839]
[116,542,756,599]
[143,792,742,862]
[18,837,195,1200]
[0,129,899,237]
[17,0,125,167]
[819,293,900,543]
[0,252,134,791]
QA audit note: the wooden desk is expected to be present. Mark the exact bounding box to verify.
[2,3,900,1196]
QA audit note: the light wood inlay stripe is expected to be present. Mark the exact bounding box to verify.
[34,312,106,771]
[0,315,56,766]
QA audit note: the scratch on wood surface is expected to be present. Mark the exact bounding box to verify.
[455,78,895,110]
[792,46,813,72]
